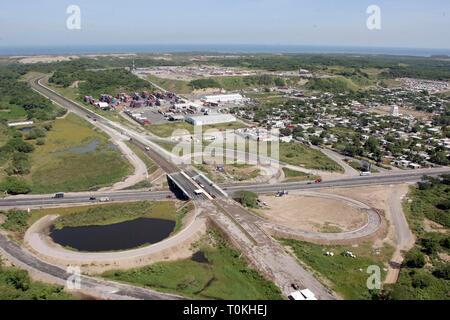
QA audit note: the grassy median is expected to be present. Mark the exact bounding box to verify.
[102,229,283,300]
[27,113,132,193]
[281,239,393,300]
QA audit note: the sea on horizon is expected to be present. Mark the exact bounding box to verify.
[1,44,450,57]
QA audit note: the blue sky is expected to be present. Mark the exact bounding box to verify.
[0,0,449,48]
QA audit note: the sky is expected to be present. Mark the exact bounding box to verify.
[0,0,449,49]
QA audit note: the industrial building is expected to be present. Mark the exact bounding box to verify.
[202,94,244,104]
[185,114,236,126]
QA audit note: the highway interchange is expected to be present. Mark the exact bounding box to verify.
[0,74,449,300]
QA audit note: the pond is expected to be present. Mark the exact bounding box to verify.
[49,217,176,252]
[66,139,100,154]
[191,251,209,264]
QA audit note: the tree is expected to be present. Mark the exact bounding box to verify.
[420,237,439,255]
[364,137,380,154]
[310,136,323,146]
[233,190,259,208]
[431,151,449,166]
[279,128,292,137]
[432,264,450,280]
[403,249,425,268]
[0,176,31,195]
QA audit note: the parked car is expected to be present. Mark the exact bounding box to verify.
[53,192,64,199]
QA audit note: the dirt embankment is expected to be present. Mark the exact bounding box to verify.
[257,194,368,233]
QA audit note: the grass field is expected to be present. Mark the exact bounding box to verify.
[0,264,74,300]
[281,239,393,300]
[38,201,181,229]
[0,102,28,121]
[102,229,283,300]
[279,142,343,172]
[125,142,159,174]
[282,167,319,182]
[155,139,341,173]
[147,121,245,138]
[44,79,145,132]
[27,113,132,193]
[1,201,192,241]
[147,75,193,94]
[384,179,450,300]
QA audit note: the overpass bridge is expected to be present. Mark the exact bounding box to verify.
[167,170,228,201]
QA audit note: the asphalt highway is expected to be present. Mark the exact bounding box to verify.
[2,167,449,208]
[1,74,446,301]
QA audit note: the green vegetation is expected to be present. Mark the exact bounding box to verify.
[190,78,221,89]
[102,229,283,300]
[0,66,65,122]
[0,263,73,300]
[407,176,450,228]
[233,190,259,208]
[50,201,181,230]
[147,121,245,138]
[306,76,359,93]
[49,68,152,98]
[281,239,394,300]
[0,176,32,195]
[225,164,260,182]
[28,113,132,193]
[189,75,290,91]
[147,122,194,137]
[279,142,343,172]
[282,167,318,182]
[125,142,159,174]
[123,180,153,190]
[208,54,450,81]
[1,209,31,232]
[380,176,450,300]
[147,75,193,94]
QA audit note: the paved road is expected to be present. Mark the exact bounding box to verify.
[6,74,447,300]
[0,232,183,300]
[1,167,449,208]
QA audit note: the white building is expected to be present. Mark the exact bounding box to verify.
[185,114,236,126]
[203,94,244,104]
[390,105,400,117]
[95,102,110,110]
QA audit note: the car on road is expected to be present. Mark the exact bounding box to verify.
[145,147,151,151]
[89,196,96,201]
[99,197,111,202]
[53,192,65,199]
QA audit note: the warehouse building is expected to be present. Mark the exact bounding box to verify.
[202,94,244,104]
[185,114,236,126]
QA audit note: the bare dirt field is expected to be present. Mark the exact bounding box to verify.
[256,194,368,233]
[371,105,432,120]
[14,55,80,64]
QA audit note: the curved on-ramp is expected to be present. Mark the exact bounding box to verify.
[23,204,207,272]
[252,191,383,244]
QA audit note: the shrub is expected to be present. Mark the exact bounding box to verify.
[1,210,31,232]
[0,176,31,195]
[411,273,432,289]
[404,249,426,268]
[432,264,450,280]
[420,237,439,255]
[233,190,259,208]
